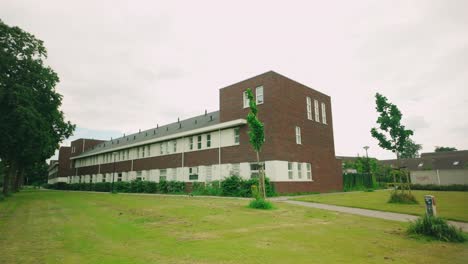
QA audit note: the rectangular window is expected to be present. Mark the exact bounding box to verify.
[137,147,140,158]
[170,168,177,181]
[136,171,142,181]
[126,150,130,160]
[288,162,293,179]
[117,173,122,182]
[234,128,240,144]
[250,163,265,178]
[231,163,240,176]
[189,137,193,150]
[197,135,202,149]
[147,145,151,156]
[314,99,320,122]
[206,134,211,148]
[173,141,177,153]
[121,151,125,161]
[142,147,145,158]
[206,166,212,182]
[243,91,249,108]
[295,126,301,144]
[321,102,327,124]
[297,163,302,179]
[189,167,199,181]
[160,143,163,155]
[306,163,312,180]
[256,86,264,104]
[160,169,167,181]
[306,97,312,120]
[102,174,106,183]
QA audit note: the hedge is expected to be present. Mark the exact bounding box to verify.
[343,173,374,191]
[410,184,468,192]
[45,176,277,197]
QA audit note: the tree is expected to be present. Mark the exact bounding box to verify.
[0,20,75,195]
[245,88,266,199]
[435,146,457,152]
[370,93,415,197]
[400,139,422,158]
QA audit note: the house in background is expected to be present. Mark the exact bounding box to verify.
[380,150,468,185]
[47,147,73,184]
[54,71,343,193]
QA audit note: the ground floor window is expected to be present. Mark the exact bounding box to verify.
[102,174,106,183]
[117,173,122,182]
[297,163,302,179]
[250,163,265,178]
[136,171,142,181]
[160,169,167,181]
[206,166,212,182]
[306,163,312,180]
[288,162,293,179]
[189,167,199,181]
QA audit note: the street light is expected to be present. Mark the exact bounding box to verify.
[111,152,117,193]
[363,146,371,185]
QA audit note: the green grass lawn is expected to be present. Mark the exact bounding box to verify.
[0,190,467,264]
[295,190,468,222]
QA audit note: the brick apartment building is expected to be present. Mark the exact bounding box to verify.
[49,71,343,193]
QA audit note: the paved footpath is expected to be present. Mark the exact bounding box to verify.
[280,199,468,232]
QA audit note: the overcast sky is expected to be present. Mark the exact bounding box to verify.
[2,0,467,160]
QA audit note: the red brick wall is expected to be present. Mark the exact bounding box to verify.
[58,147,73,177]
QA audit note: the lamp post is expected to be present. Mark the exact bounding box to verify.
[111,152,117,193]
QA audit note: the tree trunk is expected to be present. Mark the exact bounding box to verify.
[256,151,266,199]
[14,169,24,192]
[3,161,17,196]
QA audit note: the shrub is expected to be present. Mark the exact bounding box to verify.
[388,191,418,204]
[167,181,185,193]
[248,198,274,210]
[221,176,243,196]
[408,215,466,242]
[343,173,374,191]
[0,193,4,201]
[410,184,468,192]
[143,181,158,193]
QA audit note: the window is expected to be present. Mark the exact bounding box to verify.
[102,174,106,183]
[160,143,164,155]
[297,163,302,179]
[189,167,199,181]
[90,174,94,183]
[147,145,151,156]
[256,86,264,104]
[243,91,249,108]
[121,151,125,161]
[321,102,327,124]
[295,126,301,144]
[234,127,240,144]
[160,169,167,181]
[137,147,140,158]
[288,162,293,179]
[306,163,312,180]
[314,99,320,122]
[117,173,122,182]
[126,150,130,160]
[250,163,265,178]
[206,134,211,148]
[170,168,177,181]
[189,137,194,150]
[173,141,177,153]
[206,166,212,182]
[306,97,312,120]
[231,163,240,176]
[136,171,142,181]
[142,147,145,158]
[197,135,202,149]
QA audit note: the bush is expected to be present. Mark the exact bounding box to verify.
[408,215,466,242]
[248,198,274,210]
[388,191,418,204]
[343,173,374,191]
[192,181,223,196]
[221,176,276,197]
[0,193,4,201]
[410,184,468,192]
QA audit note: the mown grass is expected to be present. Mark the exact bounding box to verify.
[295,190,468,222]
[0,190,467,263]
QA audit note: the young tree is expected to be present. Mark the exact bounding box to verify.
[435,146,457,152]
[370,93,414,195]
[400,139,422,158]
[245,88,266,199]
[0,20,75,195]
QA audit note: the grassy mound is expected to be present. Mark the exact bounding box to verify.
[388,191,418,204]
[408,215,466,243]
[248,198,274,210]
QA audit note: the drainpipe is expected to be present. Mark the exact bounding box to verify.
[218,129,222,180]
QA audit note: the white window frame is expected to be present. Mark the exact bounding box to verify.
[189,137,193,150]
[189,167,199,181]
[306,97,312,120]
[314,99,320,122]
[159,169,167,181]
[197,135,202,149]
[288,162,293,179]
[249,162,265,179]
[243,91,249,108]
[321,102,327,124]
[295,126,301,144]
[297,163,302,179]
[206,134,211,148]
[306,163,312,180]
[234,127,240,144]
[173,140,177,153]
[256,86,264,104]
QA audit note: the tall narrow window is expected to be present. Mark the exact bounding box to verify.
[306,163,312,180]
[160,143,164,155]
[288,162,293,179]
[234,127,240,144]
[306,97,312,120]
[243,91,249,108]
[297,163,302,179]
[189,137,193,150]
[189,167,199,181]
[206,166,212,182]
[314,99,320,122]
[321,102,327,124]
[206,134,211,147]
[126,150,130,160]
[147,145,151,156]
[173,140,177,153]
[256,86,264,104]
[121,151,125,160]
[142,146,145,158]
[197,135,202,149]
[137,147,140,158]
[295,126,301,144]
[160,169,167,181]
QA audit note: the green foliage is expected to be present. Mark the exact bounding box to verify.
[434,146,457,152]
[245,88,264,152]
[192,181,222,196]
[400,139,422,158]
[408,215,466,243]
[248,198,274,210]
[370,93,414,156]
[46,181,183,194]
[410,184,468,192]
[221,176,276,197]
[343,173,375,191]
[388,191,418,204]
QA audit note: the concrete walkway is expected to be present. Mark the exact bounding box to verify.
[281,200,468,232]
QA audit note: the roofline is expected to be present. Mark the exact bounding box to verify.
[71,118,247,160]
